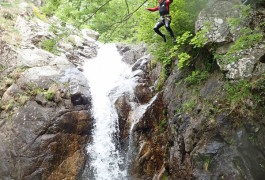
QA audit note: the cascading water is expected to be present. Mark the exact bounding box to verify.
[82,43,136,180]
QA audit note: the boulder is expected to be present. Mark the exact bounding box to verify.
[221,43,265,79]
[82,29,100,41]
[116,43,132,55]
[196,0,265,79]
[195,1,239,46]
[68,35,84,47]
[16,48,55,67]
[118,43,147,65]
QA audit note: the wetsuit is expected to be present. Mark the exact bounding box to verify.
[147,0,175,42]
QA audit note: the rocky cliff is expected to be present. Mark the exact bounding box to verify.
[0,2,98,179]
[116,1,265,180]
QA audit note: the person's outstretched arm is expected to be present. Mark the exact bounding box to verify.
[146,6,159,12]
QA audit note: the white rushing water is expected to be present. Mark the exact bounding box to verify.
[83,43,136,180]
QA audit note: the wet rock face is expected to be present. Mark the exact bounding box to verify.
[114,43,166,178]
[0,103,91,179]
[116,43,148,65]
[130,93,167,179]
[114,45,156,130]
[115,94,132,143]
[0,65,92,178]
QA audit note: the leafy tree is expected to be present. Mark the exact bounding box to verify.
[41,0,207,42]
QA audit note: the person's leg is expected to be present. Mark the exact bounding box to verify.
[164,18,176,42]
[154,21,166,42]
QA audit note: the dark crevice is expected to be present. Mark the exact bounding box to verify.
[259,54,265,63]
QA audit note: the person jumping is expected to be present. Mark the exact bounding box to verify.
[146,0,176,43]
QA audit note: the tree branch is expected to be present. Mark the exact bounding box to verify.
[125,0,130,14]
[77,0,113,28]
[109,0,149,27]
[106,0,149,39]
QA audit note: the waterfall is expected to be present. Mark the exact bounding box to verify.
[82,43,136,180]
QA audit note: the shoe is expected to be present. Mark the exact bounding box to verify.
[162,34,166,42]
[172,38,177,43]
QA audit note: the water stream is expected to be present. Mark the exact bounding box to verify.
[82,43,137,180]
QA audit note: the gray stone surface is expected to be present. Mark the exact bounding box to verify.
[82,29,100,41]
[196,0,265,79]
[195,1,239,46]
[0,2,98,179]
[222,43,265,79]
[116,43,147,65]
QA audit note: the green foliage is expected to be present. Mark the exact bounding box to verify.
[41,0,61,16]
[156,67,168,91]
[182,99,195,113]
[232,28,263,49]
[0,92,30,113]
[203,155,212,171]
[33,5,47,21]
[39,0,209,82]
[0,65,6,72]
[177,52,191,69]
[41,39,58,54]
[45,91,55,101]
[261,21,265,27]
[224,80,251,105]
[159,119,167,132]
[251,74,265,106]
[184,70,209,85]
[5,99,14,111]
[18,95,30,106]
[3,11,13,20]
[227,17,241,31]
[27,86,56,102]
[1,77,14,88]
[227,5,251,31]
[170,31,192,58]
[41,0,208,42]
[0,1,12,7]
[219,28,263,65]
[177,31,193,45]
[190,21,211,48]
[221,75,265,121]
[161,172,168,180]
[169,31,195,70]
